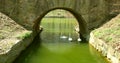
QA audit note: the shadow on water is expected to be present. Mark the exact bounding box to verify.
[13,16,109,63]
[13,34,42,63]
[13,34,109,63]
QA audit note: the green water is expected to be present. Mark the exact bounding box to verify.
[13,39,108,63]
[13,18,109,63]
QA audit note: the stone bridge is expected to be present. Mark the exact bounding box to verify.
[0,0,109,41]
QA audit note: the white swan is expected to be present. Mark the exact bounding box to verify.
[60,35,67,39]
[77,38,81,42]
[68,37,73,41]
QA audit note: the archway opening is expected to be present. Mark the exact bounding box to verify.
[33,8,89,42]
[39,9,81,42]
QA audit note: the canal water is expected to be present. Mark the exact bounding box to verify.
[13,18,109,63]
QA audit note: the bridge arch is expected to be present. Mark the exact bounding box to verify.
[33,7,90,41]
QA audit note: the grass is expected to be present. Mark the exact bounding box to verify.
[16,31,32,39]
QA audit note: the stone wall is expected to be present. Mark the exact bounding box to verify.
[109,0,120,14]
[0,0,110,41]
[0,0,109,30]
[0,33,34,63]
[89,33,120,63]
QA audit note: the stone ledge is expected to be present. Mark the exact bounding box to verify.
[0,32,34,63]
[89,32,120,63]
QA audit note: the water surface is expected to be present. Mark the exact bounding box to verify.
[13,18,109,63]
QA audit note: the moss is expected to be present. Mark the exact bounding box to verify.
[17,31,32,39]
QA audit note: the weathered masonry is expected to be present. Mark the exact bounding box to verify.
[0,0,110,41]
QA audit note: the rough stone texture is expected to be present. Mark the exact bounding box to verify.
[0,12,30,53]
[0,12,26,40]
[89,33,120,63]
[0,12,34,63]
[109,0,120,15]
[0,34,34,63]
[0,0,109,40]
[89,14,120,63]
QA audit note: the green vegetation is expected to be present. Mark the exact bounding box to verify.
[0,34,3,39]
[17,31,32,39]
[40,17,79,41]
[41,18,78,32]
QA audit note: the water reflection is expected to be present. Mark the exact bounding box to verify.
[13,35,108,63]
[40,18,79,43]
[13,10,108,63]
